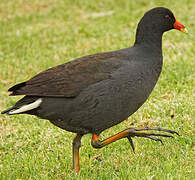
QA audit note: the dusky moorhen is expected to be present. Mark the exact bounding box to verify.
[1,7,187,173]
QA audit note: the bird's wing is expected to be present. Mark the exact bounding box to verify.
[8,51,123,97]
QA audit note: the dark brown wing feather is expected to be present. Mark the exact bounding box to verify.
[9,51,123,97]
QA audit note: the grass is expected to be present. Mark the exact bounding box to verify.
[0,0,194,179]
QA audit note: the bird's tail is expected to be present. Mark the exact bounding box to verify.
[1,106,15,114]
[1,98,42,115]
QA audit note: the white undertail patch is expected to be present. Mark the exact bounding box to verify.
[9,98,42,115]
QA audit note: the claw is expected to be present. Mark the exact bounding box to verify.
[127,136,135,152]
[168,130,180,136]
[146,136,164,145]
[158,138,164,145]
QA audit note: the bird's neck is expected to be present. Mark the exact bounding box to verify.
[134,27,163,55]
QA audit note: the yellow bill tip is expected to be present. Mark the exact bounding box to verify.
[180,27,188,34]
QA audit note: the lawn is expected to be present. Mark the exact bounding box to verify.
[0,0,194,179]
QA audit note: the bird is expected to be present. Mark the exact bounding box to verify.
[1,7,187,173]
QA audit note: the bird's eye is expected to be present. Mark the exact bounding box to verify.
[165,15,170,19]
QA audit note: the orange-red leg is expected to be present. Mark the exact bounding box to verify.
[73,134,83,174]
[91,127,179,151]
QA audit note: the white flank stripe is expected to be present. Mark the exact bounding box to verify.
[9,98,42,115]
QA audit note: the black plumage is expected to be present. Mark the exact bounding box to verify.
[1,7,186,173]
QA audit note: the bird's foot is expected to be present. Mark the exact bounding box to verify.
[91,127,179,151]
[125,127,179,152]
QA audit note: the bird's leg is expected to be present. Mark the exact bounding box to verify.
[72,134,83,174]
[91,127,179,151]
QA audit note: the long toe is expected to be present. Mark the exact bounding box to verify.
[133,127,180,136]
[126,127,177,139]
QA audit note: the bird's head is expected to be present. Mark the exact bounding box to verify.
[138,7,187,34]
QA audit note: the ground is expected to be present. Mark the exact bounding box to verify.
[0,0,194,179]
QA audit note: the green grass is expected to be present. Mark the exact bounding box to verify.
[0,0,194,179]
